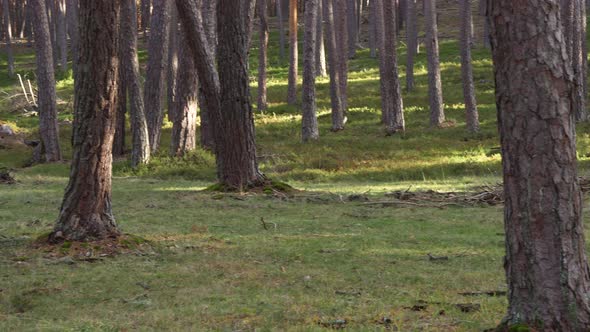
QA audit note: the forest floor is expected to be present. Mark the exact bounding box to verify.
[2,10,590,331]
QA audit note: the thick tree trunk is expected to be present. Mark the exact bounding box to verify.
[257,0,269,111]
[490,1,590,330]
[324,0,344,131]
[460,0,479,132]
[287,0,298,104]
[167,3,178,123]
[121,0,150,167]
[198,0,217,150]
[49,0,120,243]
[66,0,79,78]
[144,0,170,153]
[3,0,14,77]
[424,0,444,127]
[56,0,67,71]
[334,0,348,120]
[405,0,416,91]
[301,0,319,142]
[170,30,197,157]
[376,0,404,134]
[30,0,61,162]
[216,0,265,190]
[315,0,327,77]
[277,0,286,60]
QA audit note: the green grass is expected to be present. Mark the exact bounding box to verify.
[1,13,590,331]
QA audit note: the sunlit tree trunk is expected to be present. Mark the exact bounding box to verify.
[287,0,298,104]
[424,0,445,127]
[405,0,416,91]
[324,0,344,131]
[460,0,479,132]
[257,0,269,111]
[302,0,319,141]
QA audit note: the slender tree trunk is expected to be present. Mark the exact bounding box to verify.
[49,0,120,243]
[258,0,269,111]
[335,0,348,119]
[315,0,327,77]
[170,30,197,157]
[368,0,376,58]
[405,0,416,91]
[3,0,14,77]
[66,0,79,78]
[47,0,58,70]
[302,0,319,142]
[167,3,178,123]
[572,0,587,121]
[141,0,150,36]
[56,0,67,71]
[376,0,404,134]
[490,1,590,329]
[216,0,265,190]
[324,0,344,131]
[424,0,445,127]
[460,0,479,132]
[113,41,127,157]
[144,0,170,153]
[30,0,61,162]
[121,0,150,167]
[277,0,286,60]
[346,0,356,58]
[287,0,298,104]
[479,0,490,48]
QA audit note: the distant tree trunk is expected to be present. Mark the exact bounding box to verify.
[405,0,416,91]
[47,0,58,70]
[460,0,479,132]
[56,0,67,71]
[66,0,79,78]
[368,0,376,58]
[315,0,327,77]
[113,43,127,157]
[141,0,150,36]
[424,0,445,127]
[3,0,14,77]
[479,0,490,48]
[490,0,590,329]
[121,0,150,167]
[334,0,348,119]
[346,0,356,58]
[216,0,265,190]
[30,0,61,162]
[49,0,121,243]
[170,31,197,157]
[572,0,587,121]
[167,3,178,123]
[376,0,404,134]
[302,0,319,141]
[144,0,170,153]
[277,0,286,60]
[258,0,269,111]
[324,0,344,131]
[287,0,298,104]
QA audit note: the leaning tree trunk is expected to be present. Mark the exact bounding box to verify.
[216,0,265,190]
[66,0,79,79]
[287,0,298,104]
[3,0,14,77]
[405,0,417,91]
[144,0,170,153]
[459,0,479,132]
[490,1,590,330]
[301,0,319,142]
[30,0,61,162]
[257,0,269,112]
[170,30,198,157]
[376,0,404,134]
[49,0,121,243]
[324,0,345,131]
[121,0,150,167]
[424,0,445,127]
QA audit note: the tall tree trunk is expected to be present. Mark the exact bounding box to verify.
[424,0,444,127]
[3,0,14,77]
[315,0,327,77]
[47,0,58,70]
[170,30,197,157]
[167,3,178,123]
[121,0,150,167]
[216,0,265,190]
[335,0,348,120]
[324,0,344,131]
[30,0,61,162]
[479,0,490,48]
[144,0,170,153]
[56,0,67,71]
[277,0,286,60]
[405,0,416,91]
[302,0,319,141]
[572,0,587,121]
[346,0,356,58]
[113,39,127,157]
[197,0,217,150]
[287,0,298,104]
[66,0,79,78]
[460,0,478,132]
[368,0,376,58]
[49,0,121,243]
[141,0,150,36]
[490,1,590,330]
[258,0,269,111]
[376,0,404,134]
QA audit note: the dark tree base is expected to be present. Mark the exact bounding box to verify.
[204,179,294,194]
[48,213,120,244]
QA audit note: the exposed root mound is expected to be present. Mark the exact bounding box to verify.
[32,233,156,261]
[0,168,16,184]
[204,180,297,196]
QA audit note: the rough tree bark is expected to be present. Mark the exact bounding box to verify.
[66,0,79,78]
[301,0,319,142]
[49,0,121,243]
[167,3,178,123]
[144,0,170,153]
[287,0,298,104]
[424,0,445,127]
[3,0,14,77]
[257,0,269,111]
[113,42,127,157]
[324,0,345,131]
[460,0,479,132]
[490,1,590,330]
[121,0,150,167]
[198,0,217,150]
[405,0,417,91]
[30,0,61,162]
[334,0,348,121]
[376,0,404,134]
